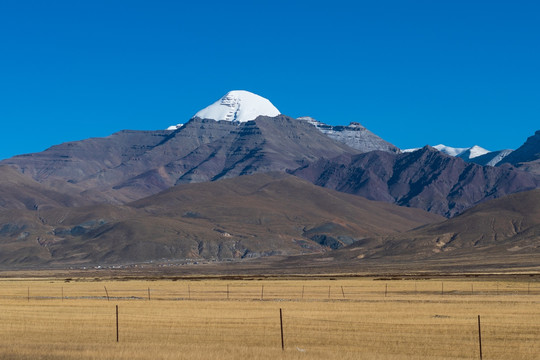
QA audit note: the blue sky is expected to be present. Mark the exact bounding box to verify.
[0,0,539,160]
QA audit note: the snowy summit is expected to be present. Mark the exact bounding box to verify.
[193,90,280,122]
[433,144,470,157]
[433,144,490,159]
[403,144,491,159]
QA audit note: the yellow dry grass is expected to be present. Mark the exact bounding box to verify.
[0,277,538,359]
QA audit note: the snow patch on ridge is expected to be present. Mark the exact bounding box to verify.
[402,148,420,153]
[167,124,183,130]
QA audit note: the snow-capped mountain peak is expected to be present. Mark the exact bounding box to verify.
[192,90,280,123]
[431,144,489,159]
[433,144,470,157]
[431,144,490,159]
[403,144,513,166]
[463,145,490,159]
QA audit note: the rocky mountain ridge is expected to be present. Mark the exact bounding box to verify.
[2,116,361,203]
[498,130,540,174]
[292,146,540,217]
[297,117,400,153]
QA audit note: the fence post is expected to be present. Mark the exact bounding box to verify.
[188,284,191,300]
[301,285,304,300]
[227,284,229,300]
[27,287,30,302]
[148,287,151,301]
[280,308,284,351]
[104,286,110,301]
[116,305,119,343]
[261,285,264,301]
[341,286,345,299]
[477,315,482,360]
[385,283,387,297]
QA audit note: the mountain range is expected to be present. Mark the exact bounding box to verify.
[292,146,539,217]
[0,173,442,267]
[0,90,539,270]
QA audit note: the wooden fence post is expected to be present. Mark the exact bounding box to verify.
[341,286,345,299]
[280,308,284,351]
[148,287,151,301]
[116,305,119,343]
[477,315,482,360]
[104,286,110,301]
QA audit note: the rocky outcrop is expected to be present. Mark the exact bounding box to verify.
[297,117,400,153]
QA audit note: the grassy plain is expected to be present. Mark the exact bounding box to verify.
[0,277,538,359]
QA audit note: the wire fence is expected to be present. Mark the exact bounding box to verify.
[2,303,537,359]
[0,280,539,359]
[4,280,540,302]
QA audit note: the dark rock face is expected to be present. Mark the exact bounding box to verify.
[500,130,540,165]
[293,146,540,217]
[1,116,360,203]
[498,130,540,174]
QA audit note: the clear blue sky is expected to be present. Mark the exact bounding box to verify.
[1,0,539,160]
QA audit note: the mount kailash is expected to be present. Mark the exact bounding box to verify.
[0,90,539,268]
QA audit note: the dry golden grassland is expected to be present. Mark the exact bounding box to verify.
[0,277,538,359]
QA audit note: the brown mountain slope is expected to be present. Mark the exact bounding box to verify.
[320,189,540,268]
[0,165,90,211]
[1,130,172,203]
[245,189,540,274]
[0,173,442,268]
